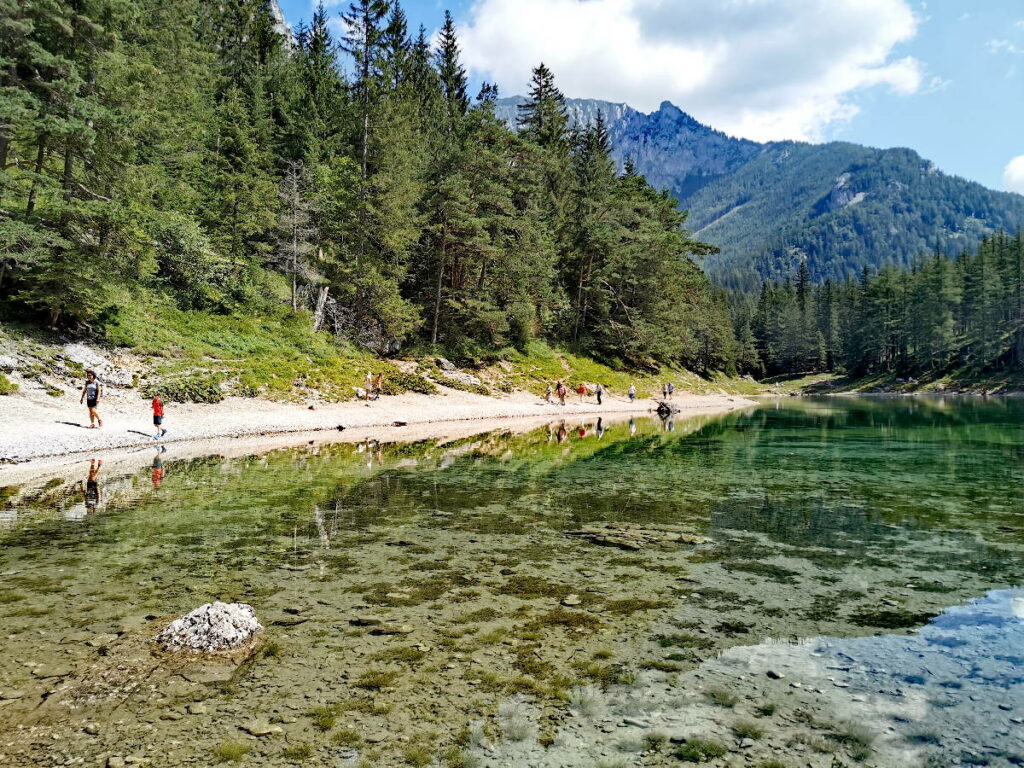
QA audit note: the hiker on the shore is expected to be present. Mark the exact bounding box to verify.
[556,380,567,405]
[628,383,636,403]
[595,383,604,405]
[662,383,669,400]
[152,395,167,439]
[372,372,384,399]
[544,383,553,403]
[667,382,674,400]
[364,371,373,401]
[80,370,103,429]
[577,382,586,402]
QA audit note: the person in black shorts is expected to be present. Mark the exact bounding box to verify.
[80,370,103,428]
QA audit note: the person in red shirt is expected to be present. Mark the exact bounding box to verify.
[152,396,167,439]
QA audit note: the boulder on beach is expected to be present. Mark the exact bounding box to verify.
[155,602,262,652]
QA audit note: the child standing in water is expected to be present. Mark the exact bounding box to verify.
[80,370,103,428]
[152,395,166,439]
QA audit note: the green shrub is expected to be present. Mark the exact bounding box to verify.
[436,375,490,396]
[674,739,728,762]
[143,372,224,403]
[212,741,250,763]
[0,373,18,395]
[380,370,438,396]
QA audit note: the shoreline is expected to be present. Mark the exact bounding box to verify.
[0,388,755,479]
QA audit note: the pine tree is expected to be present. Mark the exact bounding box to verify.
[435,10,468,129]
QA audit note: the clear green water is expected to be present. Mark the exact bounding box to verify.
[0,396,1021,767]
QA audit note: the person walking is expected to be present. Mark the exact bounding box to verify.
[662,383,669,400]
[628,383,636,403]
[576,382,586,403]
[556,380,567,406]
[80,371,103,429]
[364,371,373,401]
[544,383,553,403]
[152,395,167,439]
[372,371,384,399]
[667,382,674,400]
[595,383,603,405]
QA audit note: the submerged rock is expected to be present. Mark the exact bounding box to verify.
[155,602,262,652]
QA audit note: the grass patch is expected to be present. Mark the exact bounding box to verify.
[602,598,669,615]
[732,720,764,740]
[705,687,739,707]
[212,741,251,763]
[674,738,729,762]
[401,745,434,766]
[497,575,571,600]
[526,607,600,632]
[0,373,17,395]
[722,560,800,583]
[332,728,361,746]
[655,632,714,650]
[307,704,340,731]
[281,743,313,760]
[353,669,401,691]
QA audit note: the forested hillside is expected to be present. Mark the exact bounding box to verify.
[0,0,735,377]
[691,144,1024,290]
[494,98,1024,292]
[735,232,1024,384]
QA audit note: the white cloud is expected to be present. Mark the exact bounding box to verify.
[1004,155,1024,194]
[459,0,923,142]
[987,39,1023,55]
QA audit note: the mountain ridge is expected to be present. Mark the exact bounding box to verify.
[493,96,1024,290]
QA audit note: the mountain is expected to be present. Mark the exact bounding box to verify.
[493,97,1024,290]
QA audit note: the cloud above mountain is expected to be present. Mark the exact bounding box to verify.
[459,0,922,142]
[1004,155,1024,194]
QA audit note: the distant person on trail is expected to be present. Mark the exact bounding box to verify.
[556,380,567,405]
[628,384,636,403]
[364,371,373,401]
[80,370,103,428]
[152,395,166,439]
[662,383,669,400]
[544,383,553,403]
[372,371,384,399]
[595,383,604,405]
[667,382,675,400]
[577,382,586,402]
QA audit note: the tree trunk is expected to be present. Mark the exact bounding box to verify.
[432,231,447,346]
[312,286,329,332]
[25,135,48,218]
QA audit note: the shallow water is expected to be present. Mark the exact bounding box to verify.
[0,396,1021,767]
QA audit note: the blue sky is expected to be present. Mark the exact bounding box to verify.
[279,0,1024,192]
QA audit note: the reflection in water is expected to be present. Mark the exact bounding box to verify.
[711,588,1024,766]
[0,397,1021,765]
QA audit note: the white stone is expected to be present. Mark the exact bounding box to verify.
[155,602,262,652]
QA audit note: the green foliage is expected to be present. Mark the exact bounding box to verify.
[0,374,18,395]
[380,370,438,395]
[674,738,729,762]
[750,232,1024,381]
[143,373,224,404]
[212,741,251,763]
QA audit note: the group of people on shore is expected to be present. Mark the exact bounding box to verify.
[543,380,674,406]
[79,369,168,440]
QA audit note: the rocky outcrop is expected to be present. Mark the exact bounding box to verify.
[155,602,262,653]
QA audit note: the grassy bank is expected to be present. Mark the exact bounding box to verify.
[0,302,756,404]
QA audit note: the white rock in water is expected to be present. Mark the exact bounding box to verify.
[156,602,262,652]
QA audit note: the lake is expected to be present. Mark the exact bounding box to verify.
[0,397,1021,767]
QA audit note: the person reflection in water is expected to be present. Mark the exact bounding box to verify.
[152,446,167,489]
[556,422,568,444]
[629,418,636,436]
[596,417,605,439]
[84,459,102,513]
